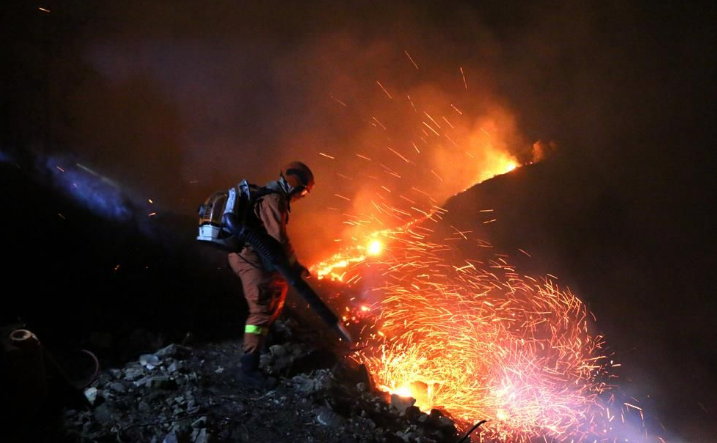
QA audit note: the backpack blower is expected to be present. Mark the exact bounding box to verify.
[197,181,353,343]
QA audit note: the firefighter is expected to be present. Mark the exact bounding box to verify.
[228,161,314,387]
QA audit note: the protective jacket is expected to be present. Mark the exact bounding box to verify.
[228,180,296,354]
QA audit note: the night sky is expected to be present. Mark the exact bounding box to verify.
[2,1,716,442]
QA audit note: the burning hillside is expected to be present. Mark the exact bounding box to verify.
[8,2,708,441]
[307,165,629,442]
[289,61,624,439]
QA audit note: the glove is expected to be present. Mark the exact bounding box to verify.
[293,262,311,279]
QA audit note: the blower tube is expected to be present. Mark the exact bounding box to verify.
[223,213,352,342]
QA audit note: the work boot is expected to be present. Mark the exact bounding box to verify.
[238,352,277,389]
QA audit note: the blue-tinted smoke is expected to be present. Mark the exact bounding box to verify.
[45,154,135,222]
[38,151,191,252]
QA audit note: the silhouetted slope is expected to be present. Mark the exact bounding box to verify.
[0,161,247,357]
[437,155,717,442]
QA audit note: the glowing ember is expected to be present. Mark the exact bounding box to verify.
[315,226,618,441]
[374,253,603,428]
[393,386,413,398]
[367,239,383,256]
[305,61,635,441]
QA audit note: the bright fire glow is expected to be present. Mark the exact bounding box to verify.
[305,63,636,441]
[364,264,609,440]
[393,386,412,398]
[308,168,632,441]
[367,240,383,256]
[315,225,619,442]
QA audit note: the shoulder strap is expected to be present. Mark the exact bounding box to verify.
[250,185,280,200]
[248,184,290,224]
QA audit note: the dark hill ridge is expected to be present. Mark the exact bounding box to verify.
[0,160,244,352]
[437,156,717,442]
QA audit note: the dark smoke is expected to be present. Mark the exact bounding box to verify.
[3,1,716,442]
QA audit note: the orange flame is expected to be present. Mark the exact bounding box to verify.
[315,224,618,441]
[304,69,627,440]
[308,165,631,441]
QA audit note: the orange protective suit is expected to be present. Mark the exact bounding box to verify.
[228,184,297,354]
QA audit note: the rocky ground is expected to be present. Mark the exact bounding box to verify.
[50,317,471,443]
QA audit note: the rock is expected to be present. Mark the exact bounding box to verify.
[436,415,454,430]
[83,387,98,405]
[191,428,209,443]
[155,343,191,360]
[124,366,144,381]
[108,382,126,393]
[144,389,167,403]
[427,409,457,439]
[395,430,414,442]
[81,420,93,434]
[288,348,338,375]
[169,420,192,438]
[269,344,287,358]
[191,416,207,428]
[92,403,112,423]
[99,389,115,403]
[428,409,449,426]
[390,394,416,414]
[357,364,375,391]
[291,345,303,357]
[291,369,334,395]
[140,354,162,369]
[161,430,179,443]
[360,417,377,429]
[63,336,468,443]
[112,399,131,410]
[147,376,178,390]
[316,407,346,427]
[403,405,421,420]
[96,372,113,387]
[270,319,294,341]
[168,361,185,373]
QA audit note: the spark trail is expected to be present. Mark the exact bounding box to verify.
[306,54,644,442]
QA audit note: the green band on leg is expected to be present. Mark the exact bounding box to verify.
[245,325,267,335]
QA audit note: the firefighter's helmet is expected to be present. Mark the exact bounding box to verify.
[281,161,315,196]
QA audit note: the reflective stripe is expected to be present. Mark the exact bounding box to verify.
[245,325,267,335]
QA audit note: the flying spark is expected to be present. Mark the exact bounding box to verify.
[376,81,393,100]
[404,50,420,70]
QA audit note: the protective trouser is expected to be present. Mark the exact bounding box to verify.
[228,251,288,354]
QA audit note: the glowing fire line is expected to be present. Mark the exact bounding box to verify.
[305,62,636,440]
[310,166,627,442]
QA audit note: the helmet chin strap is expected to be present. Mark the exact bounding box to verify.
[278,174,296,211]
[278,174,293,194]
